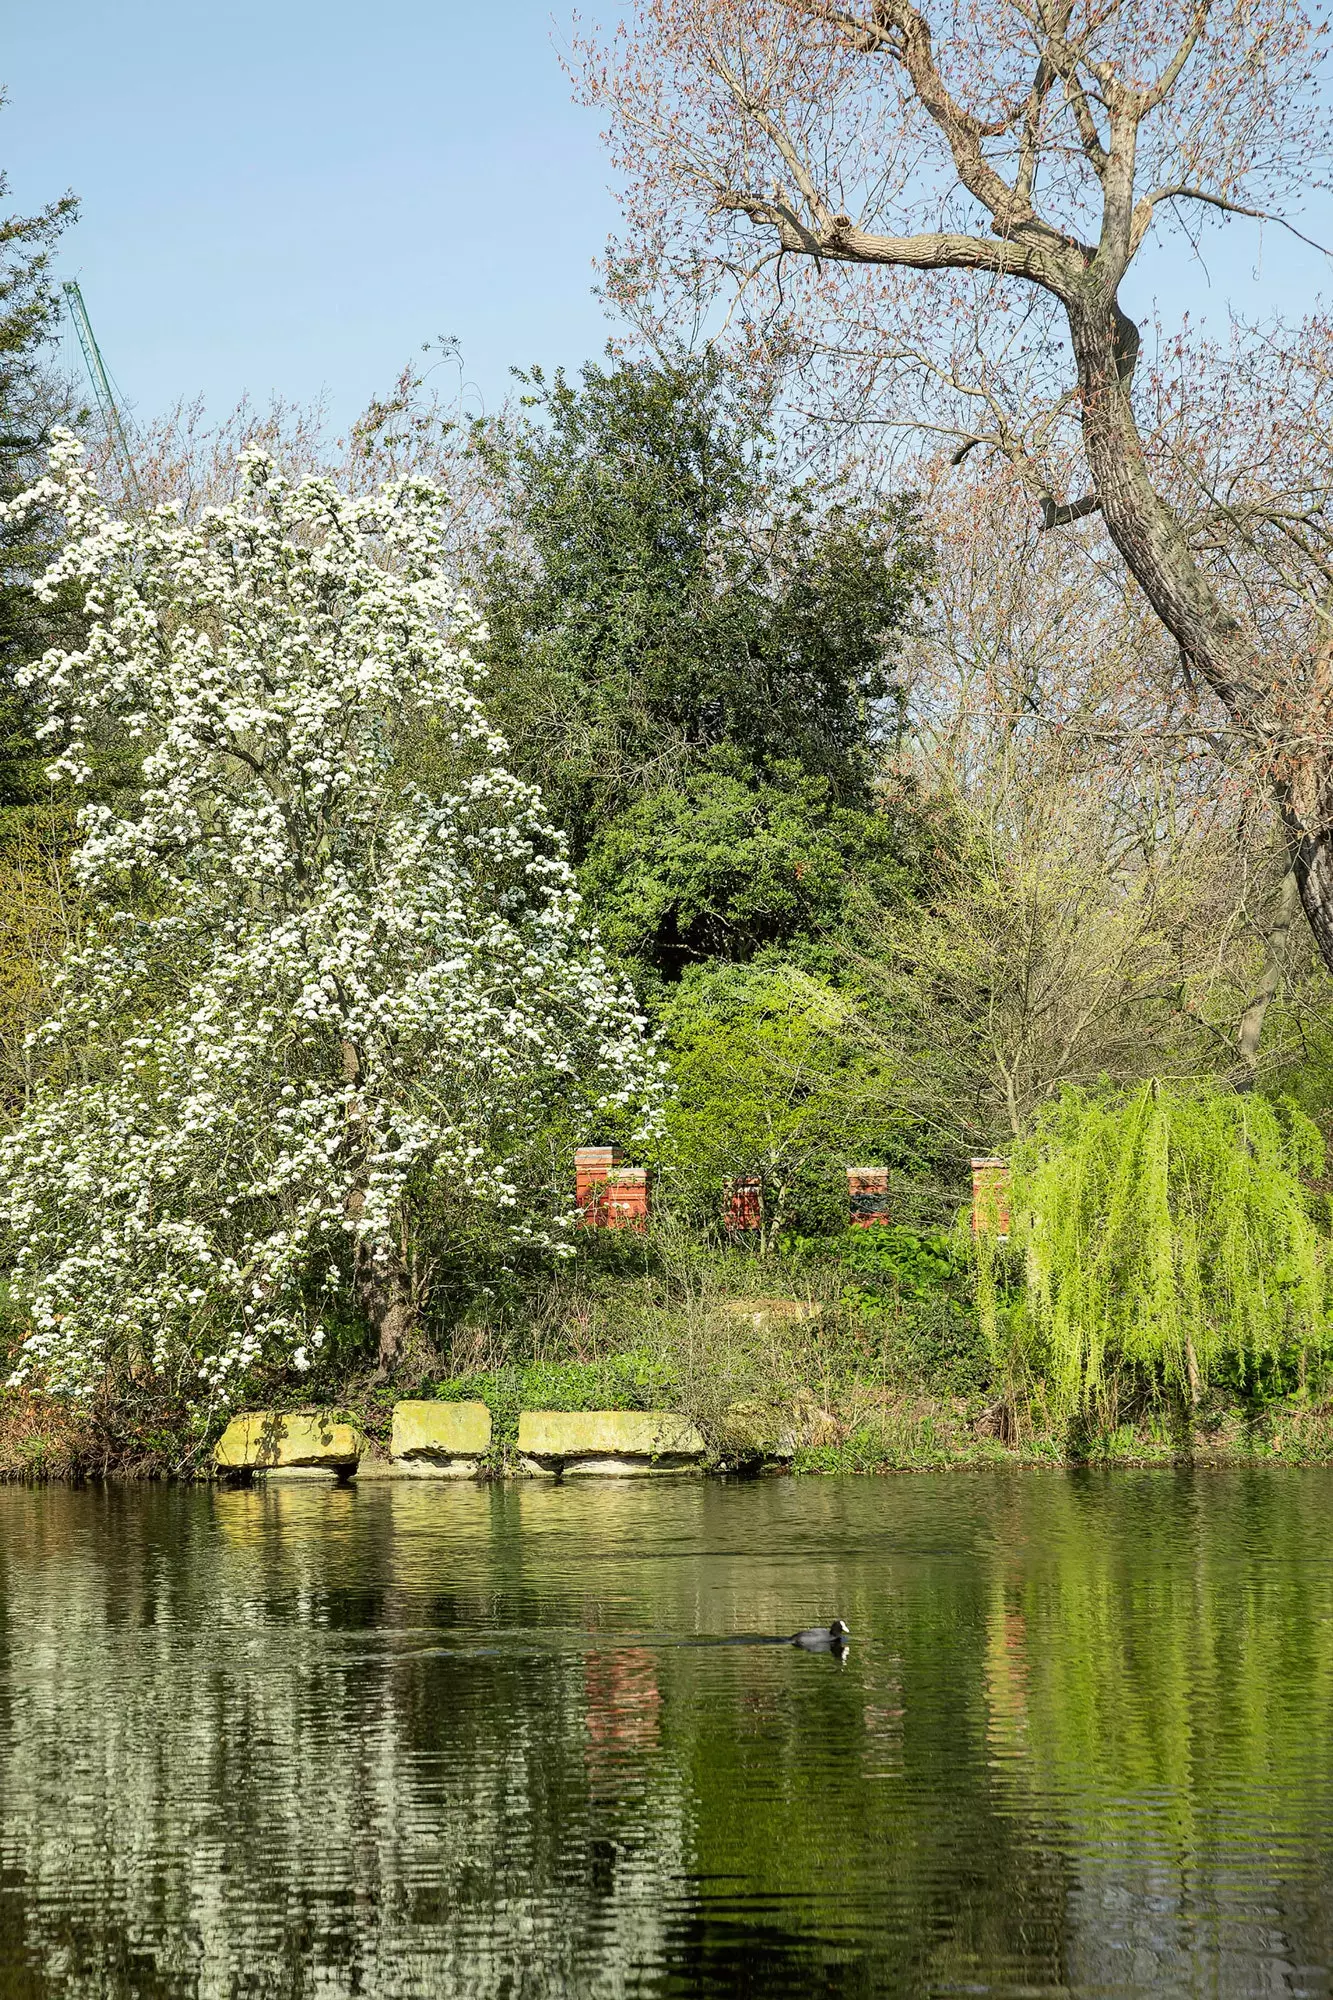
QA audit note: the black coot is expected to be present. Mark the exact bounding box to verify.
[790,1618,851,1653]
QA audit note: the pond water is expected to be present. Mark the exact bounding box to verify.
[0,1470,1330,1997]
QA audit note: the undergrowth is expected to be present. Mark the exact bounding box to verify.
[6,1202,1333,1477]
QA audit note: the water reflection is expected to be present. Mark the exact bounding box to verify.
[0,1471,1327,1995]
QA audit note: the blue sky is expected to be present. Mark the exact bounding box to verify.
[5,0,620,435]
[5,1,1331,439]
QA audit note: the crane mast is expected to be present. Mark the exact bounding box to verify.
[61,280,142,505]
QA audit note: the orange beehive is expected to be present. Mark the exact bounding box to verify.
[847,1166,891,1227]
[575,1145,620,1224]
[604,1169,649,1232]
[970,1157,1011,1238]
[574,1148,649,1230]
[724,1178,763,1233]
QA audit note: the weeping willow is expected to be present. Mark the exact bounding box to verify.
[981,1083,1330,1416]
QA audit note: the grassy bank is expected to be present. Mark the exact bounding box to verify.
[3,1224,1333,1479]
[4,1374,1333,1482]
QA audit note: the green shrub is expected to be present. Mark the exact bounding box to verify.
[787,1223,962,1299]
[431,1353,675,1448]
[878,1295,991,1397]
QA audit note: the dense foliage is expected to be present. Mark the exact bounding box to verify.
[581,758,913,975]
[0,172,99,1133]
[660,960,901,1245]
[0,437,660,1401]
[0,167,80,810]
[1,289,1330,1444]
[475,355,932,980]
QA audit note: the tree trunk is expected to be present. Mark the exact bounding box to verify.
[338,1035,413,1372]
[1064,288,1333,976]
[344,1175,413,1373]
[1236,869,1300,1085]
[1286,822,1333,973]
[352,1234,413,1374]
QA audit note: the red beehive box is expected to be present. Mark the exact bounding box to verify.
[970,1157,1011,1238]
[724,1178,763,1233]
[574,1148,648,1230]
[604,1168,649,1233]
[847,1166,890,1227]
[575,1145,620,1224]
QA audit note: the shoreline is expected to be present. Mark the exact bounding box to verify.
[3,1384,1332,1483]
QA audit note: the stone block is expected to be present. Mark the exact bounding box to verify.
[350,1451,399,1479]
[389,1400,491,1477]
[516,1409,705,1475]
[214,1410,362,1477]
[720,1399,797,1463]
[718,1391,837,1461]
[723,1297,822,1329]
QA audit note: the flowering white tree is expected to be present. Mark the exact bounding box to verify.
[0,435,661,1399]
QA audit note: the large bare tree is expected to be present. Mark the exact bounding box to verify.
[864,471,1316,1137]
[577,0,1333,965]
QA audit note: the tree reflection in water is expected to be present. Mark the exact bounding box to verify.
[0,1471,1327,1996]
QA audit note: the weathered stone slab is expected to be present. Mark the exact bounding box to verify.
[348,1451,399,1479]
[214,1410,362,1478]
[719,1399,797,1463]
[715,1391,837,1466]
[516,1409,705,1476]
[723,1297,823,1329]
[390,1400,491,1477]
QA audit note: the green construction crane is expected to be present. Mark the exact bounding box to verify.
[62,280,142,506]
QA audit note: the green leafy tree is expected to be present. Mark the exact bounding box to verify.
[581,757,915,978]
[0,148,86,1116]
[660,959,906,1247]
[474,354,932,975]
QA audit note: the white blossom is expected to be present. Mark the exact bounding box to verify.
[0,436,664,1403]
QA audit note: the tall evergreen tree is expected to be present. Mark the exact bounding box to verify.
[0,155,79,809]
[474,354,933,977]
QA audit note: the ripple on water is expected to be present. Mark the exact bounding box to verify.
[0,1469,1329,1995]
